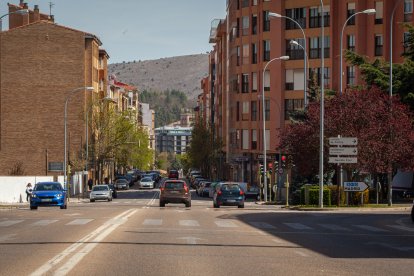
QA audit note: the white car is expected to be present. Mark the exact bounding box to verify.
[114,179,129,190]
[90,185,112,202]
[139,177,154,189]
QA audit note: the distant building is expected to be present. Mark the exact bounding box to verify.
[154,126,192,155]
[140,103,156,151]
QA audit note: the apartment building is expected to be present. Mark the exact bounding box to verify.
[202,0,413,184]
[0,2,107,176]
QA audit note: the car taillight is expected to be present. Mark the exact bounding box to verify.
[217,190,222,196]
[160,187,164,192]
[184,186,189,193]
[240,190,244,196]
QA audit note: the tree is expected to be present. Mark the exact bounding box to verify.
[280,88,414,185]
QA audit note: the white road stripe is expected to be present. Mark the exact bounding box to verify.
[318,224,351,232]
[31,220,58,226]
[179,220,200,227]
[354,225,389,232]
[284,223,313,230]
[0,220,24,227]
[66,219,94,225]
[248,221,276,229]
[30,209,137,276]
[294,250,309,257]
[215,221,237,228]
[143,219,162,226]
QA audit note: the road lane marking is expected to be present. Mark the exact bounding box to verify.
[215,221,237,228]
[179,220,200,227]
[354,225,388,232]
[318,224,351,232]
[248,221,276,229]
[31,220,58,226]
[283,223,313,230]
[0,220,24,227]
[30,209,137,276]
[294,250,309,257]
[66,219,94,225]
[143,219,162,226]
[177,236,202,245]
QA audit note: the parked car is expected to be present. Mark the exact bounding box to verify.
[114,179,129,190]
[159,180,191,207]
[213,182,245,208]
[209,182,222,198]
[411,202,414,223]
[90,185,112,202]
[108,184,117,198]
[168,169,179,179]
[198,182,211,197]
[139,177,155,189]
[116,175,135,187]
[30,182,67,210]
[245,185,260,200]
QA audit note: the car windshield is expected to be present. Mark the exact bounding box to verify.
[165,182,184,189]
[34,183,62,191]
[221,184,240,191]
[93,186,108,191]
[116,179,128,183]
[204,183,211,187]
[142,177,152,182]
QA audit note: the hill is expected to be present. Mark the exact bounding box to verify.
[108,54,209,101]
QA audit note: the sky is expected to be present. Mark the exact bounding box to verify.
[1,0,226,63]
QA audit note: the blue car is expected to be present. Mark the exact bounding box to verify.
[30,182,67,210]
[213,182,245,208]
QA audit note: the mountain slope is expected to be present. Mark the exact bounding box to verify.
[108,54,209,101]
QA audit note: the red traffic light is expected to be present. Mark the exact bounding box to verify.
[281,155,286,161]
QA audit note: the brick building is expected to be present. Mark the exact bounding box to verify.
[0,2,107,177]
[202,0,413,184]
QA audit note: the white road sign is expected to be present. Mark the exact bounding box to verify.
[329,147,358,155]
[328,157,357,164]
[329,137,358,146]
[344,182,369,192]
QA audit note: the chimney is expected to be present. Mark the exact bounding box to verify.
[22,3,29,25]
[34,5,40,22]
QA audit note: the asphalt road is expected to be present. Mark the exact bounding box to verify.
[0,186,413,276]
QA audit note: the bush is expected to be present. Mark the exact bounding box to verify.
[300,185,331,206]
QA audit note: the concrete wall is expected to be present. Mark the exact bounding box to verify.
[0,176,54,203]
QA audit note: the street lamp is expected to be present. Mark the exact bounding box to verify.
[269,12,308,107]
[319,0,325,208]
[340,9,376,94]
[0,9,29,31]
[262,55,289,202]
[388,0,404,207]
[64,86,94,195]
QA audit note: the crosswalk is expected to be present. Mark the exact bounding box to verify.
[0,217,413,234]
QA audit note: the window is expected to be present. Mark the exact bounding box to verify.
[252,43,258,64]
[251,129,257,150]
[264,70,270,91]
[242,101,249,121]
[286,38,305,60]
[375,1,383,24]
[309,36,330,59]
[265,100,270,121]
[263,11,270,32]
[286,8,306,29]
[285,99,304,119]
[236,18,240,38]
[237,46,241,66]
[404,32,411,53]
[405,0,413,22]
[309,6,330,28]
[347,3,356,25]
[265,130,270,150]
[252,0,258,6]
[236,101,240,121]
[285,69,294,90]
[242,73,249,93]
[241,0,249,8]
[242,129,249,150]
[251,101,257,121]
[263,40,270,61]
[252,14,258,35]
[285,69,305,90]
[242,16,249,36]
[347,34,355,51]
[346,66,356,86]
[243,44,249,64]
[252,72,258,92]
[375,34,383,56]
[310,67,330,88]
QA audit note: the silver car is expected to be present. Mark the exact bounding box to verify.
[139,177,154,189]
[90,185,112,202]
[114,179,129,190]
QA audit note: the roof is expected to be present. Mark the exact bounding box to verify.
[113,80,137,91]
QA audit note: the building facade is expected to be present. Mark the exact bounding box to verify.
[201,0,413,185]
[155,126,192,155]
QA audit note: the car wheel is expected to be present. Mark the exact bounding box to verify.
[159,201,165,207]
[60,204,67,209]
[238,204,245,209]
[30,205,37,210]
[108,197,111,202]
[213,203,219,208]
[185,201,191,208]
[90,199,95,202]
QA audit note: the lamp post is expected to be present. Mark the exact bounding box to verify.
[340,9,376,95]
[269,12,308,107]
[319,0,325,208]
[0,9,29,31]
[388,0,404,207]
[262,55,289,202]
[64,87,94,195]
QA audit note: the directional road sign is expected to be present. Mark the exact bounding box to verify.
[344,182,369,192]
[328,157,357,164]
[329,147,358,155]
[329,137,358,146]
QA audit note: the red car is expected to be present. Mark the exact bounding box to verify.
[168,170,179,179]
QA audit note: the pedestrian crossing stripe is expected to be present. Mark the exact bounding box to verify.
[66,219,94,225]
[0,220,24,227]
[31,220,58,226]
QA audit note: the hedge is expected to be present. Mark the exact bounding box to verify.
[300,185,331,206]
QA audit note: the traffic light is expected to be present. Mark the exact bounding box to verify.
[268,162,273,174]
[281,155,286,168]
[259,164,264,174]
[287,154,294,168]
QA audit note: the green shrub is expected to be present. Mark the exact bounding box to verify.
[300,185,331,206]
